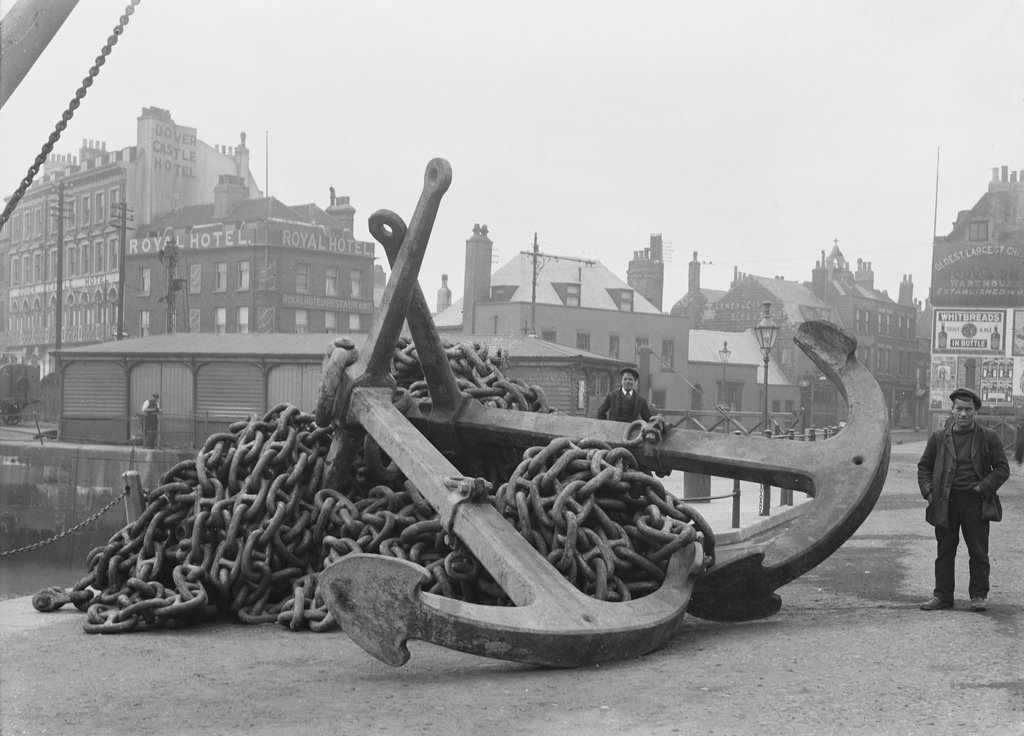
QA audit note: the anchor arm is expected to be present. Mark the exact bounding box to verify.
[414,321,889,622]
[320,387,705,667]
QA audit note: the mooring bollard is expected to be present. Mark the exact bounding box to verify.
[732,478,741,528]
[121,470,146,524]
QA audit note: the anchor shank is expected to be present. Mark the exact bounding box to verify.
[368,210,462,412]
[358,159,452,382]
[350,387,587,606]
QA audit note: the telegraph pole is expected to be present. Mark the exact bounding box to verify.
[52,181,71,351]
[530,232,538,336]
[111,200,132,339]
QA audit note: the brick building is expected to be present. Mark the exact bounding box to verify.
[0,106,260,373]
[928,165,1024,429]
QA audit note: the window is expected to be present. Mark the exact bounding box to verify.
[34,206,42,236]
[350,269,362,298]
[214,262,227,291]
[968,221,989,242]
[325,311,337,333]
[81,243,91,275]
[67,246,76,277]
[616,291,634,312]
[49,248,57,280]
[651,389,666,410]
[21,258,29,284]
[237,261,250,290]
[109,186,120,209]
[80,194,91,227]
[189,308,201,333]
[236,306,249,333]
[348,313,361,332]
[294,263,310,293]
[295,308,308,334]
[140,266,151,295]
[33,253,42,282]
[608,335,620,359]
[10,256,18,286]
[661,339,675,371]
[94,241,105,272]
[94,192,105,224]
[565,283,580,307]
[325,267,339,296]
[541,329,556,342]
[214,307,227,334]
[189,263,201,293]
[691,384,703,410]
[576,332,591,351]
[108,238,118,271]
[139,310,150,337]
[635,336,649,357]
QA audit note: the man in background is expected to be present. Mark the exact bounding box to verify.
[141,392,161,448]
[597,367,652,423]
[917,387,1009,612]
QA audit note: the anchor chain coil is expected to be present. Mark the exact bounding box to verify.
[40,340,710,634]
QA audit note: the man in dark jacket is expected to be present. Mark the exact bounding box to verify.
[917,387,1009,612]
[597,367,652,422]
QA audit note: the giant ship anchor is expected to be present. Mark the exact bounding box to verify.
[317,158,890,667]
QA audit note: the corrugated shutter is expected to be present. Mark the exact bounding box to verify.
[503,364,573,413]
[130,362,192,415]
[267,365,321,412]
[64,361,126,415]
[195,363,263,418]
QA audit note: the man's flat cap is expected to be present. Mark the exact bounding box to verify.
[949,387,981,409]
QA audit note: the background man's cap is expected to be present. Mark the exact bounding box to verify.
[151,393,160,398]
[619,367,639,379]
[949,387,981,409]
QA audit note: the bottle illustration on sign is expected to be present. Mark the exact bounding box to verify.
[990,327,1000,351]
[937,322,947,350]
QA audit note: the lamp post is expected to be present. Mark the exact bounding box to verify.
[718,340,731,421]
[753,301,780,516]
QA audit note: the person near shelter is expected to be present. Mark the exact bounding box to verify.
[917,387,1009,612]
[141,392,161,448]
[597,366,652,422]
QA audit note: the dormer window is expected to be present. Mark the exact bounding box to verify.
[491,285,517,302]
[552,282,581,307]
[607,288,633,312]
[967,221,989,242]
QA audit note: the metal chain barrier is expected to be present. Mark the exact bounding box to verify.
[1,487,130,557]
[35,340,715,633]
[0,0,143,231]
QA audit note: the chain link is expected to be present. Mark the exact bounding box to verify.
[0,487,130,557]
[0,0,142,232]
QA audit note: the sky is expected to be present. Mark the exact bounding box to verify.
[1,0,1022,311]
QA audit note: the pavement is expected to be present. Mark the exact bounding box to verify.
[11,433,1024,736]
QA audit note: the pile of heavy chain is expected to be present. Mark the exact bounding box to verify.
[393,336,552,412]
[44,341,712,634]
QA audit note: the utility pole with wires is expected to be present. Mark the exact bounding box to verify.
[111,199,133,339]
[157,234,184,333]
[48,180,74,351]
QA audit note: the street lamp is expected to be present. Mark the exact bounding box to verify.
[753,301,780,516]
[718,340,731,412]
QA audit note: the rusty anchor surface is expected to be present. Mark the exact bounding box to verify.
[318,158,889,667]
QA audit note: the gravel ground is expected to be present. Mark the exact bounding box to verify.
[2,448,1022,736]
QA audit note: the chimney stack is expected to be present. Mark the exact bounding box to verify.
[463,224,493,333]
[436,274,452,315]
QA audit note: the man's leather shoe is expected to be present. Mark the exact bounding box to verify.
[919,597,953,610]
[970,597,987,612]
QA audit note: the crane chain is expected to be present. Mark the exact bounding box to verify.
[0,0,142,231]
